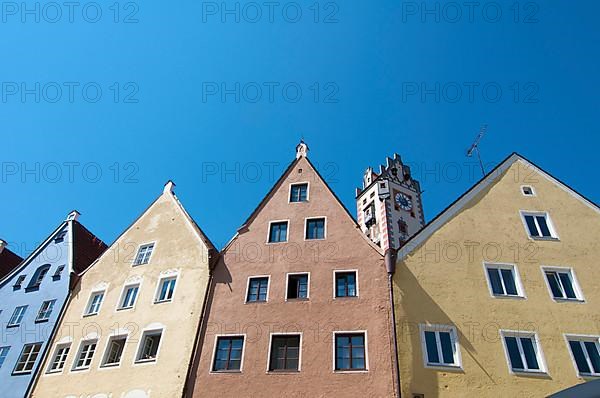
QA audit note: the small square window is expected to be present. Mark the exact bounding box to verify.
[85,291,105,316]
[73,340,97,370]
[118,284,140,310]
[305,218,326,240]
[521,212,558,240]
[522,186,535,196]
[290,183,308,202]
[269,335,301,372]
[213,336,244,372]
[543,268,583,301]
[335,271,357,298]
[567,336,600,377]
[155,277,177,303]
[501,331,546,373]
[52,265,65,281]
[13,343,42,374]
[13,275,26,290]
[136,330,162,363]
[8,305,28,327]
[421,325,461,368]
[246,277,269,303]
[36,300,56,322]
[0,347,10,369]
[335,333,366,371]
[101,336,127,367]
[287,274,309,300]
[133,243,155,266]
[47,344,70,373]
[268,222,288,243]
[484,264,524,298]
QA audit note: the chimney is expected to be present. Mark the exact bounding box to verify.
[164,180,176,194]
[0,239,6,254]
[66,210,80,222]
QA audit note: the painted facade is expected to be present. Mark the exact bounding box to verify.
[0,213,106,398]
[393,154,600,397]
[31,182,217,398]
[188,143,397,398]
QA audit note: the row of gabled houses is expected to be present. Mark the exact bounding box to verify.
[0,141,599,398]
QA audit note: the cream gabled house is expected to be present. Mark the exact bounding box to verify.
[31,181,217,398]
[393,153,600,397]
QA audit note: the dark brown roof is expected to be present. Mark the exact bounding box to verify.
[72,220,108,274]
[0,247,23,280]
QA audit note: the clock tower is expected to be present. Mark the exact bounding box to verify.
[356,153,425,252]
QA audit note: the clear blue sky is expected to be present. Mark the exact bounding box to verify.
[1,0,598,255]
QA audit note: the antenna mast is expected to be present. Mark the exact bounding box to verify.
[466,124,487,177]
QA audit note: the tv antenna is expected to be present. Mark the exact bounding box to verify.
[466,124,487,177]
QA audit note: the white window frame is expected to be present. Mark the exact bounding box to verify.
[285,272,310,301]
[266,332,303,372]
[266,220,290,244]
[100,334,128,369]
[288,182,310,203]
[483,263,526,299]
[8,305,28,327]
[116,282,142,311]
[541,266,585,302]
[133,328,164,365]
[132,242,156,266]
[332,330,369,373]
[244,275,271,304]
[521,185,536,196]
[154,274,179,304]
[520,211,559,240]
[83,290,106,317]
[13,342,42,374]
[333,269,359,299]
[304,216,327,241]
[500,330,547,375]
[46,343,71,374]
[564,334,600,378]
[72,339,98,371]
[209,334,247,373]
[419,324,462,370]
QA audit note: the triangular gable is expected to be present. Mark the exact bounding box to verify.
[398,152,600,260]
[0,247,23,280]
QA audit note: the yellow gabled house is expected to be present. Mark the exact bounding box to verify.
[394,153,600,397]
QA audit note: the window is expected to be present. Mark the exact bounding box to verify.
[54,230,67,243]
[522,212,557,239]
[290,183,308,202]
[47,344,70,373]
[27,264,51,291]
[52,265,65,280]
[287,273,309,300]
[543,268,582,301]
[13,343,42,374]
[118,284,140,309]
[335,271,357,298]
[567,336,600,377]
[212,336,244,372]
[421,325,461,368]
[73,340,97,370]
[335,333,366,371]
[13,275,26,290]
[8,305,28,327]
[0,347,10,369]
[501,331,546,373]
[36,300,56,322]
[246,277,269,303]
[133,243,154,266]
[101,336,127,367]
[484,264,524,298]
[269,335,301,371]
[305,218,326,240]
[155,277,176,303]
[136,330,162,363]
[268,221,288,243]
[85,291,105,316]
[522,186,535,196]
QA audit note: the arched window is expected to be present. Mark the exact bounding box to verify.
[26,264,51,292]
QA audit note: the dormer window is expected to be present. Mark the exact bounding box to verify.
[26,265,51,292]
[133,243,155,266]
[290,183,308,203]
[13,275,27,290]
[54,231,68,244]
[52,265,65,281]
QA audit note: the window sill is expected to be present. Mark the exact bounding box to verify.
[25,286,41,293]
[530,236,559,242]
[117,307,134,311]
[210,370,242,374]
[244,300,268,304]
[266,241,288,245]
[100,363,120,368]
[6,324,20,329]
[425,364,464,372]
[82,313,98,318]
[511,370,549,378]
[285,298,309,302]
[71,367,91,372]
[552,297,585,303]
[35,319,49,324]
[153,300,172,305]
[334,296,359,300]
[334,369,369,374]
[12,371,32,376]
[267,370,300,374]
[491,295,526,300]
[135,358,157,364]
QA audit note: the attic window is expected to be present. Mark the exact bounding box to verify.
[54,231,68,244]
[52,265,66,281]
[522,186,535,196]
[13,275,27,290]
[26,264,51,292]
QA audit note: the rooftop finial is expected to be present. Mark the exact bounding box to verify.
[296,139,309,159]
[164,180,176,194]
[66,210,80,222]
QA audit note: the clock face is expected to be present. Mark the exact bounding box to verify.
[395,192,413,211]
